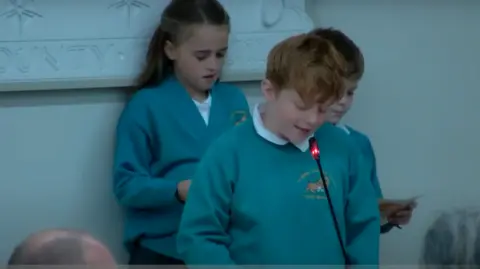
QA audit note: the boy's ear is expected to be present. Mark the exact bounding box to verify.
[164,41,177,60]
[261,79,277,102]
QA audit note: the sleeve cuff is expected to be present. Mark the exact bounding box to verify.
[380,223,395,234]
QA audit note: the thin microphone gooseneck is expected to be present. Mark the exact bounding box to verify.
[308,137,350,265]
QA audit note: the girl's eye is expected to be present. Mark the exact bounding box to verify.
[216,52,226,58]
[195,52,210,61]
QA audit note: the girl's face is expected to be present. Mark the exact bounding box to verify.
[165,24,229,100]
[326,79,358,124]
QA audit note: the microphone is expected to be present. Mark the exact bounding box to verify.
[308,137,350,265]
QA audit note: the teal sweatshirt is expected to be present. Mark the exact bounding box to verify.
[343,126,383,198]
[177,119,380,265]
[113,76,250,258]
[342,125,395,233]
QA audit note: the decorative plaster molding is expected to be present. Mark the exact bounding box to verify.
[0,0,313,92]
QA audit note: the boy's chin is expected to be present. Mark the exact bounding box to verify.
[326,114,342,125]
[287,132,311,145]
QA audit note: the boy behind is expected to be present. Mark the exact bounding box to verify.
[177,33,380,265]
[310,28,415,233]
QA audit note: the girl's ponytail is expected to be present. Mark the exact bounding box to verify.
[135,26,172,91]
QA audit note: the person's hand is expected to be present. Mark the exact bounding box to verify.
[388,203,417,225]
[177,180,191,201]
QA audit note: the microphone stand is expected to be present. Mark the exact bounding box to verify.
[309,137,350,265]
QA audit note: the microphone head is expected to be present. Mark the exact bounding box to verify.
[308,137,320,160]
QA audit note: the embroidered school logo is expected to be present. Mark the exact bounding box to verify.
[298,170,333,200]
[231,110,248,126]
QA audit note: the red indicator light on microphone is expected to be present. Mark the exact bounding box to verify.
[308,137,320,160]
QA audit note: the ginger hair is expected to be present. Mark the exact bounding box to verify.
[265,33,347,106]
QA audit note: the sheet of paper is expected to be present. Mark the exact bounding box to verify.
[378,195,421,218]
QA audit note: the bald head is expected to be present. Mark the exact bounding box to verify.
[422,209,480,266]
[8,229,116,266]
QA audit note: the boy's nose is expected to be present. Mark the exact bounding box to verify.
[305,112,323,126]
[336,95,348,106]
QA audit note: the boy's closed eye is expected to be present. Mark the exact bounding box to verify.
[295,102,308,111]
[295,102,327,114]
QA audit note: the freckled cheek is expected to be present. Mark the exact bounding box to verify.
[344,96,354,107]
[285,107,302,122]
[274,109,294,128]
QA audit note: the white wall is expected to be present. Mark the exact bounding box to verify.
[310,0,480,265]
[1,0,480,265]
[0,85,262,264]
